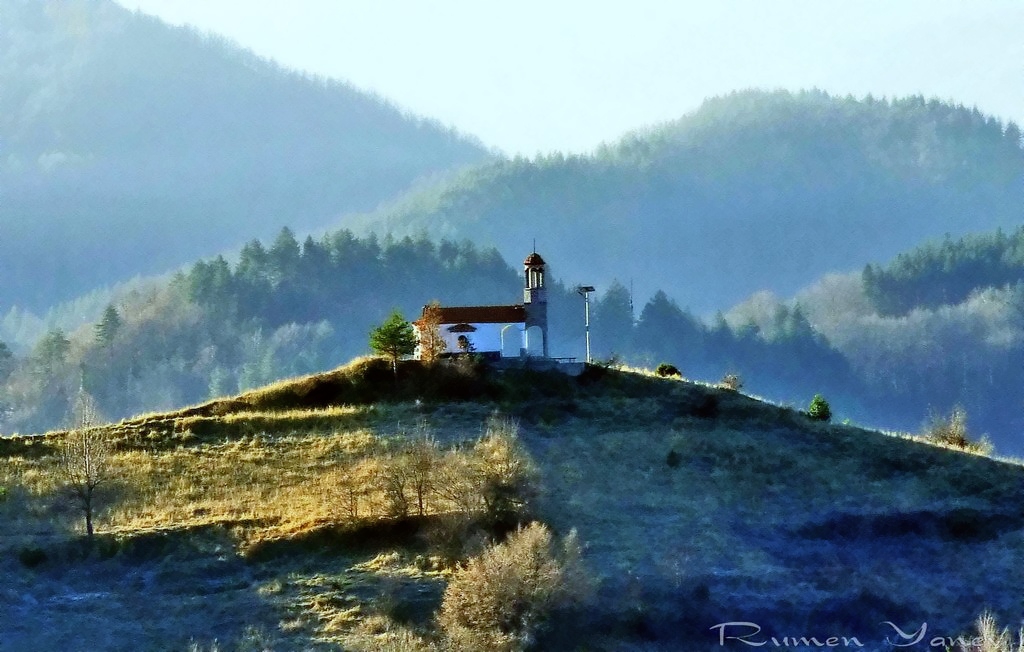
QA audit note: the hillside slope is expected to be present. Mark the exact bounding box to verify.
[2,360,1022,649]
[351,90,1024,313]
[706,224,1024,454]
[0,0,490,312]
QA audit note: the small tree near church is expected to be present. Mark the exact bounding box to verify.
[418,301,447,363]
[370,310,417,377]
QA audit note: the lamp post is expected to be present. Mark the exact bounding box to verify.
[575,285,595,363]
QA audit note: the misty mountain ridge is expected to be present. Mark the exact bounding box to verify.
[5,4,1024,453]
[350,89,1023,314]
[0,0,491,312]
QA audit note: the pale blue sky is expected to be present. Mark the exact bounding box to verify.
[116,1,1024,156]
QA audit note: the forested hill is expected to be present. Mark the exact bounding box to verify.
[350,90,1024,313]
[0,226,858,436]
[0,231,576,433]
[9,220,1024,453]
[0,0,490,312]
[710,221,1024,454]
[863,226,1024,316]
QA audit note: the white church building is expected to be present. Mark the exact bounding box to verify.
[414,252,549,360]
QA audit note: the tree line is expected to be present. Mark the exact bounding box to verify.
[0,231,566,432]
[0,227,861,435]
[7,223,1024,454]
[863,226,1024,316]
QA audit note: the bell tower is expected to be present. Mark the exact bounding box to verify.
[523,251,548,357]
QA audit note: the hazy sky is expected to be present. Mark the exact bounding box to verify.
[115,1,1024,156]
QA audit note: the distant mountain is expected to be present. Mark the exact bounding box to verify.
[0,0,490,312]
[350,90,1024,313]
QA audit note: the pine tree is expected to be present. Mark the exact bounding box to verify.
[807,394,832,422]
[269,227,301,285]
[95,305,122,347]
[35,329,71,373]
[370,310,416,377]
[592,280,635,359]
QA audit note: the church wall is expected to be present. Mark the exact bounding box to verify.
[440,322,517,355]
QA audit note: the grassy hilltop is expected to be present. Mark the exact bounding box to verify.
[2,357,1023,650]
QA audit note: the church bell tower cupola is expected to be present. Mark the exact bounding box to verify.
[523,252,547,305]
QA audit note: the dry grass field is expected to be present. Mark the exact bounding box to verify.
[2,358,1023,650]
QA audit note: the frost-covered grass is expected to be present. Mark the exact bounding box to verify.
[2,365,1024,649]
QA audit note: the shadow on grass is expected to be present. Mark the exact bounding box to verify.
[798,507,1024,543]
[0,522,286,650]
[242,515,437,561]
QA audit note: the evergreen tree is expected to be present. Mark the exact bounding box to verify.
[592,280,635,359]
[95,305,122,347]
[269,227,301,286]
[370,310,416,376]
[635,290,704,363]
[35,329,71,373]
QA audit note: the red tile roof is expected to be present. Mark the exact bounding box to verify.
[419,304,526,325]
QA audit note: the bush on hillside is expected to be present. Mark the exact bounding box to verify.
[807,394,832,422]
[719,374,743,392]
[472,417,540,530]
[924,406,993,454]
[655,363,681,378]
[345,415,538,536]
[665,449,682,468]
[372,454,412,519]
[437,522,590,651]
[962,612,1024,651]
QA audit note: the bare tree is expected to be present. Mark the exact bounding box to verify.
[433,449,479,514]
[338,460,375,520]
[59,390,112,537]
[374,454,412,518]
[405,431,440,517]
[418,300,447,363]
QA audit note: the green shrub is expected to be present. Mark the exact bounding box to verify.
[807,394,832,422]
[655,363,681,378]
[0,486,8,501]
[438,522,590,651]
[665,449,682,468]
